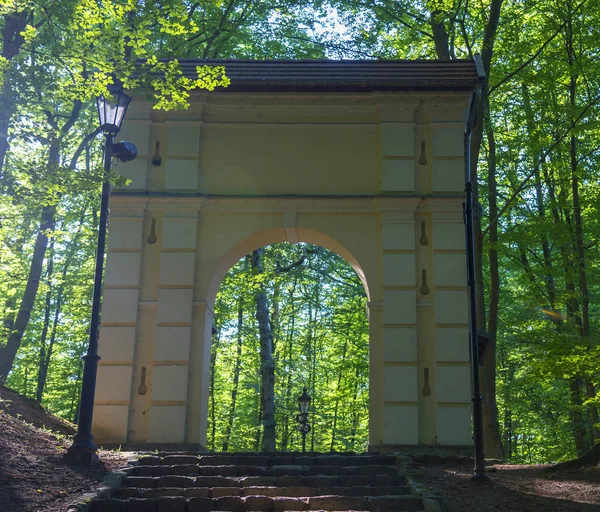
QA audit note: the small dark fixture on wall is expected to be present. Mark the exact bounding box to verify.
[152,141,162,166]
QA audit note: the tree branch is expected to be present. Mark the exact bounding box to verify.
[482,91,600,238]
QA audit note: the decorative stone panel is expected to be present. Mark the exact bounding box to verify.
[383,253,416,286]
[107,218,144,250]
[158,253,196,286]
[383,404,418,444]
[383,290,417,324]
[154,326,191,362]
[382,160,415,192]
[433,253,467,287]
[104,253,142,287]
[166,124,200,157]
[437,405,472,445]
[435,327,470,362]
[432,159,464,192]
[162,218,198,249]
[151,366,189,402]
[434,290,468,325]
[432,223,465,251]
[381,123,414,156]
[92,405,129,443]
[164,159,199,191]
[436,366,471,402]
[431,124,463,157]
[113,158,147,191]
[148,405,186,443]
[384,366,418,402]
[102,289,139,324]
[156,289,193,324]
[98,326,136,362]
[383,327,417,362]
[95,366,133,402]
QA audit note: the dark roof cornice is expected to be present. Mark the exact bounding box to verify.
[144,58,485,93]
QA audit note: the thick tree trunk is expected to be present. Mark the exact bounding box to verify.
[481,110,503,459]
[251,248,276,452]
[0,10,29,177]
[566,6,599,442]
[0,203,55,381]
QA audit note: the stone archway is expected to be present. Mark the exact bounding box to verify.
[205,234,371,452]
[91,59,481,450]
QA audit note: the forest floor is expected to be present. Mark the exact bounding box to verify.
[0,383,599,511]
[0,384,131,512]
[420,459,600,511]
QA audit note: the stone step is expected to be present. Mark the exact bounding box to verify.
[136,455,397,467]
[114,485,410,499]
[92,494,423,511]
[132,465,399,478]
[123,474,407,489]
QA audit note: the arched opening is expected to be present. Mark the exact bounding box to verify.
[206,238,370,453]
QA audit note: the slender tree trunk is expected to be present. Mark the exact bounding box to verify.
[209,330,220,451]
[223,297,244,452]
[251,248,276,452]
[36,239,54,402]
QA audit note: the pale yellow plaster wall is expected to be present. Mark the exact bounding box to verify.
[93,91,475,448]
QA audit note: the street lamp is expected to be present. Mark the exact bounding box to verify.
[66,78,134,464]
[295,387,311,453]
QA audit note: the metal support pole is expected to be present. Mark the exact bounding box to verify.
[302,429,306,453]
[464,88,489,481]
[66,133,113,464]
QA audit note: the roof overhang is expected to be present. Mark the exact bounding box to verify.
[142,58,486,94]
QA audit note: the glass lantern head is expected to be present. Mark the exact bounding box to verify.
[97,79,132,135]
[297,387,311,414]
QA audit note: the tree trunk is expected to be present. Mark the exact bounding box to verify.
[468,0,504,457]
[36,239,54,402]
[223,297,244,452]
[251,248,276,452]
[481,108,503,459]
[0,10,29,176]
[0,204,55,381]
[565,7,599,441]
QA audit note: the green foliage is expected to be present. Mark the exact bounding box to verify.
[209,243,369,452]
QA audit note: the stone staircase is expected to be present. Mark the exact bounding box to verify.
[90,452,426,512]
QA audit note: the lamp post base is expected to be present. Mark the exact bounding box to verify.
[64,434,99,465]
[471,471,491,482]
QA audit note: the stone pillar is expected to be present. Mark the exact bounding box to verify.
[380,210,418,445]
[145,204,199,443]
[414,201,437,445]
[431,201,472,445]
[186,300,214,448]
[126,204,161,444]
[367,301,384,446]
[413,104,437,445]
[93,198,146,443]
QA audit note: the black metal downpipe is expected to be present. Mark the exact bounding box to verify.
[464,55,489,482]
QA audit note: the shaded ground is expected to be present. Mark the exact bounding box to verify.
[421,461,600,511]
[1,384,599,511]
[0,385,130,512]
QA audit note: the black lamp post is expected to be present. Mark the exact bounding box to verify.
[295,387,311,453]
[464,56,489,481]
[66,79,133,464]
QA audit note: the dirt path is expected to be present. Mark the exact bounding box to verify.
[421,462,600,511]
